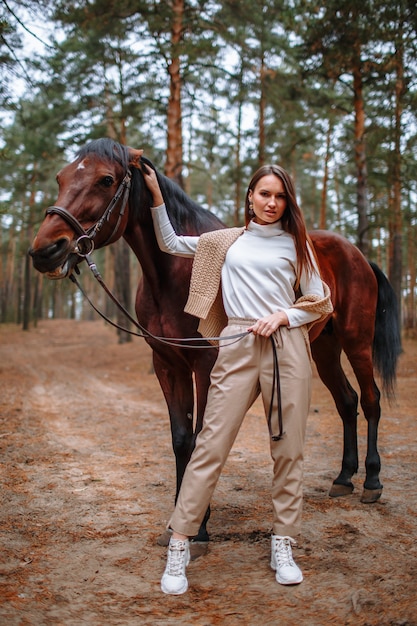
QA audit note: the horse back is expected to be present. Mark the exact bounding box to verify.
[309,230,378,345]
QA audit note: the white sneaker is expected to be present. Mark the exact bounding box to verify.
[270,535,303,585]
[161,538,190,595]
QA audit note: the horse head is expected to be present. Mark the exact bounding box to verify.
[29,139,146,278]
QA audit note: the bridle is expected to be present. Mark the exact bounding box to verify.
[45,169,132,255]
[44,165,284,441]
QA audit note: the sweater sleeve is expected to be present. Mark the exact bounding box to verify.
[284,244,327,328]
[150,204,199,258]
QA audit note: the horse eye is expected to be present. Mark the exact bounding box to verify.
[101,176,114,187]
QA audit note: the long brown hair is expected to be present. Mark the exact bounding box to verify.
[244,164,319,289]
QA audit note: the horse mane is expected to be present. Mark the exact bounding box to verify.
[76,138,224,235]
[137,156,225,234]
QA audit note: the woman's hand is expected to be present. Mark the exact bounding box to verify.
[142,165,164,207]
[248,311,289,337]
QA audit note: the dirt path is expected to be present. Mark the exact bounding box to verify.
[0,320,416,625]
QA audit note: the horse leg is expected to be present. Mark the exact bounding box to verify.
[344,350,383,503]
[311,335,359,497]
[153,351,211,542]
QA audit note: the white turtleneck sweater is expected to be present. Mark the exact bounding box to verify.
[151,204,325,329]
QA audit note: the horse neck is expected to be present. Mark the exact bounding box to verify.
[121,176,222,288]
[122,201,174,287]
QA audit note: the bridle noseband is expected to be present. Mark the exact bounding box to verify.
[45,169,132,256]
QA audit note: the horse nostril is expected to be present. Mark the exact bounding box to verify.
[30,237,72,272]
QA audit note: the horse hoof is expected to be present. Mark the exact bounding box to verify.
[156,530,209,560]
[360,487,382,503]
[157,529,172,546]
[190,541,209,561]
[329,483,354,498]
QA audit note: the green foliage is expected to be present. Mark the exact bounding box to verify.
[0,0,416,325]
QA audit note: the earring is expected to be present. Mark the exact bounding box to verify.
[248,202,254,218]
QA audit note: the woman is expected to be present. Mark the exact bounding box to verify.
[142,164,333,595]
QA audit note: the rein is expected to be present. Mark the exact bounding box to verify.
[72,259,283,440]
[69,260,250,349]
[47,166,284,440]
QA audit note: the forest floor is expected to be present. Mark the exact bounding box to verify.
[0,319,416,626]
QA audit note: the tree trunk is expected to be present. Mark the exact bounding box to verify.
[389,31,404,317]
[114,238,132,344]
[165,0,184,186]
[1,226,16,322]
[23,170,38,329]
[352,47,370,256]
[33,273,43,326]
[319,120,332,229]
[405,214,415,333]
[234,62,244,226]
[22,253,31,331]
[259,52,266,166]
[332,167,341,234]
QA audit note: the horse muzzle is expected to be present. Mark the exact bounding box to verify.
[29,238,81,279]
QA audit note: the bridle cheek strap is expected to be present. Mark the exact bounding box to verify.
[45,170,132,255]
[87,171,131,244]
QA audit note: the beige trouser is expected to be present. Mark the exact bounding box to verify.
[169,320,312,538]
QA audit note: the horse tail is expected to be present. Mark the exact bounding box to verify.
[370,261,402,399]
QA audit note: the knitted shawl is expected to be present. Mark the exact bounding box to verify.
[184,227,333,354]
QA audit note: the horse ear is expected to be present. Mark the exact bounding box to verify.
[127,148,144,169]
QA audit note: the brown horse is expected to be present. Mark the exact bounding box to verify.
[29,138,401,541]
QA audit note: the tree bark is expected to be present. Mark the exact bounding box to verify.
[114,238,132,344]
[352,47,370,257]
[165,0,184,186]
[405,215,415,332]
[22,253,31,331]
[389,31,404,316]
[259,52,266,166]
[320,120,332,229]
[234,62,244,226]
[23,168,37,329]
